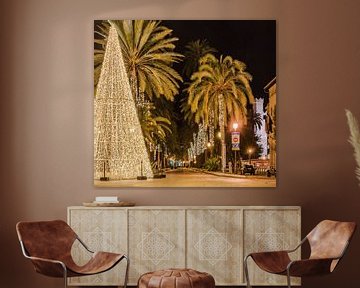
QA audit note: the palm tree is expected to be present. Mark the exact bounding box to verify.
[94,21,110,92]
[109,20,183,104]
[94,20,181,156]
[139,103,172,146]
[186,53,255,172]
[182,39,217,79]
[139,103,172,172]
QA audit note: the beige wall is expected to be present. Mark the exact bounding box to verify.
[1,0,360,287]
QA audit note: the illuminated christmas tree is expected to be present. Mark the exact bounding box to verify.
[94,25,153,180]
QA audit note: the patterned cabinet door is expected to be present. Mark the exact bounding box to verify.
[243,209,301,286]
[187,209,243,285]
[128,209,186,284]
[68,208,128,286]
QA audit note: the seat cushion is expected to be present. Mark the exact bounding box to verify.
[66,252,124,277]
[250,251,291,274]
[138,268,215,288]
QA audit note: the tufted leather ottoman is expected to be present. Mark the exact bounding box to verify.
[138,268,215,288]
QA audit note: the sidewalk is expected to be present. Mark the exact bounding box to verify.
[187,168,270,179]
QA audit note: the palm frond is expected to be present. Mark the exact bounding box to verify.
[346,109,360,185]
[185,52,254,132]
[134,20,145,48]
[183,39,217,78]
[107,20,183,104]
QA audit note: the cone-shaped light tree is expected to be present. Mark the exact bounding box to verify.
[94,25,153,180]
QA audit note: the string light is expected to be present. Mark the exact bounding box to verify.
[190,141,195,158]
[188,147,192,162]
[94,25,153,180]
[196,124,202,155]
[218,94,225,129]
[209,110,215,146]
[193,133,197,155]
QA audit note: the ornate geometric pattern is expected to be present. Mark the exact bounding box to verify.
[194,227,232,265]
[187,209,242,285]
[244,209,301,286]
[68,207,300,286]
[252,228,287,252]
[138,228,175,265]
[128,209,186,284]
[208,210,218,215]
[83,227,113,252]
[68,208,127,286]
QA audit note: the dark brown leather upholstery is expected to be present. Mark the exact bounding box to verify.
[250,251,291,274]
[246,219,356,285]
[138,269,215,288]
[16,220,125,278]
[307,220,356,260]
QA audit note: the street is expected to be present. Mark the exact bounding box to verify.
[94,168,276,187]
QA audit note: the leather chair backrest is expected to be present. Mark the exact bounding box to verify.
[307,220,356,260]
[16,220,77,261]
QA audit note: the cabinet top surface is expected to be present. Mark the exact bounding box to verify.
[68,205,301,210]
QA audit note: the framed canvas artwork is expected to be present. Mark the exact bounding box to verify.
[94,20,276,187]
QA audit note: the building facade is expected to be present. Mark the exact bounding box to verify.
[264,77,276,169]
[255,97,268,157]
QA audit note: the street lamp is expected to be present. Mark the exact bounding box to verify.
[232,122,239,174]
[247,148,253,164]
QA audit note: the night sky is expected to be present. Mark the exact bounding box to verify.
[95,20,276,100]
[162,20,276,99]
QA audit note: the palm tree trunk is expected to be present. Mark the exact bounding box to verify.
[220,124,226,172]
[130,69,138,105]
[218,94,226,172]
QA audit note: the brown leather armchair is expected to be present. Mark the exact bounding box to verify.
[16,220,129,288]
[244,220,356,288]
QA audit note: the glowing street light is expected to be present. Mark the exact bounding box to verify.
[247,148,253,164]
[232,122,240,174]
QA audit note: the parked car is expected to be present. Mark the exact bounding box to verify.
[266,166,276,177]
[242,164,256,175]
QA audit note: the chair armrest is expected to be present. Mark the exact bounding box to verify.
[26,255,65,266]
[76,236,94,253]
[287,258,336,277]
[245,236,306,258]
[247,250,290,258]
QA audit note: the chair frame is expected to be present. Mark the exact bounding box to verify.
[244,236,350,288]
[18,232,129,288]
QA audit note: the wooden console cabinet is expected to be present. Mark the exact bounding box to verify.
[67,206,301,286]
